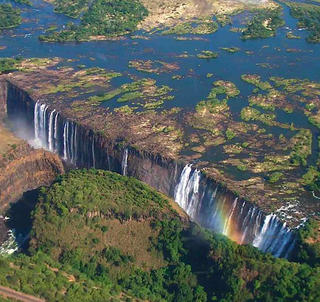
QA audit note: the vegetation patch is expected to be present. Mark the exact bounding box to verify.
[161,19,218,35]
[240,106,275,126]
[196,50,218,59]
[287,2,320,43]
[39,0,148,42]
[13,0,32,5]
[0,169,320,301]
[53,0,90,18]
[286,31,301,39]
[0,4,22,30]
[87,78,173,110]
[220,47,240,53]
[128,60,179,74]
[241,74,272,90]
[242,8,285,40]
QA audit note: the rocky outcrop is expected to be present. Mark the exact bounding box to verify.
[0,80,7,119]
[0,141,64,211]
[0,217,8,245]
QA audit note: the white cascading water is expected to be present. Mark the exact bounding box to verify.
[34,101,39,142]
[174,164,193,209]
[48,109,56,151]
[174,164,296,258]
[223,197,238,236]
[185,169,201,218]
[69,123,73,162]
[63,122,68,160]
[54,112,59,152]
[253,214,274,249]
[92,138,96,168]
[34,101,48,148]
[121,148,128,176]
[34,101,57,152]
[240,207,255,244]
[33,102,79,165]
[32,102,296,258]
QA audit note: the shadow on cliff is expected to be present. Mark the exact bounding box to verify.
[6,189,39,252]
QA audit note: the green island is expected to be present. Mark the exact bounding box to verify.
[220,47,241,53]
[286,31,301,39]
[285,2,320,43]
[196,50,219,59]
[0,169,319,301]
[39,0,148,42]
[128,60,179,74]
[242,8,285,40]
[0,4,22,30]
[161,19,218,35]
[52,0,90,18]
[12,0,32,6]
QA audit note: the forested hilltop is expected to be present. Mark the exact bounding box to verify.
[0,169,319,301]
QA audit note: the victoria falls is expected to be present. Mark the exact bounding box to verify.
[0,0,320,300]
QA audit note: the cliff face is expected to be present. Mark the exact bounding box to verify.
[0,142,64,211]
[0,80,7,119]
[0,76,299,258]
[2,86,295,257]
[0,217,7,244]
[0,79,64,211]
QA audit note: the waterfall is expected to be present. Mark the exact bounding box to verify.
[174,164,193,209]
[48,109,55,151]
[34,100,39,142]
[185,169,201,218]
[223,197,238,236]
[54,112,59,152]
[33,101,49,148]
[41,104,48,148]
[63,122,68,160]
[73,124,77,164]
[174,164,296,258]
[69,122,73,162]
[29,101,297,258]
[92,138,96,168]
[121,148,128,176]
[32,103,86,166]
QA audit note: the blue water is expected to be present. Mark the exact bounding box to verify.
[1,0,320,172]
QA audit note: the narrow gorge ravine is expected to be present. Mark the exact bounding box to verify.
[3,80,297,258]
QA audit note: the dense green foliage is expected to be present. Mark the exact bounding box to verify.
[0,4,22,30]
[161,20,218,35]
[53,0,89,18]
[301,166,320,191]
[0,57,22,74]
[13,0,32,6]
[293,219,320,267]
[1,170,320,301]
[288,2,320,43]
[39,0,148,42]
[242,8,285,40]
[32,169,170,222]
[0,252,118,301]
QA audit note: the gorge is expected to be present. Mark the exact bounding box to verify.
[1,78,297,258]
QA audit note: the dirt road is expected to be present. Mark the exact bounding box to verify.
[0,286,45,302]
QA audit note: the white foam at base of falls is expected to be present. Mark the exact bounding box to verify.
[0,230,18,256]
